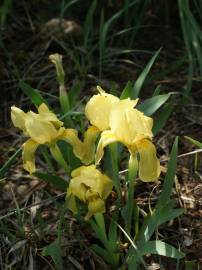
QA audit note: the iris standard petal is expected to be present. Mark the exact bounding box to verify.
[136,139,160,182]
[11,106,27,133]
[22,139,39,174]
[71,165,103,197]
[109,103,153,145]
[68,177,87,201]
[67,165,113,219]
[25,115,59,144]
[95,130,118,164]
[38,103,63,128]
[85,87,119,131]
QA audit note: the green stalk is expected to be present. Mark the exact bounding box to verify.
[49,143,70,174]
[122,154,138,234]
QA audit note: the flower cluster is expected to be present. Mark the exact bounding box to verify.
[11,86,160,218]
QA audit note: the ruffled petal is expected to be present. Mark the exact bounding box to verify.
[11,106,27,133]
[25,114,60,144]
[95,130,118,164]
[109,104,153,145]
[38,103,63,128]
[67,165,113,219]
[86,197,105,220]
[137,139,160,182]
[71,165,103,197]
[22,139,39,174]
[85,87,119,131]
[68,176,87,202]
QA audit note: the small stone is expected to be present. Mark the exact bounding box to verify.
[29,180,40,188]
[16,185,28,195]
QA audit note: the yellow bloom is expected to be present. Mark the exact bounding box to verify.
[85,86,138,131]
[85,90,160,182]
[11,103,99,174]
[66,165,113,220]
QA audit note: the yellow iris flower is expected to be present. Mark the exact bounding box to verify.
[85,87,160,182]
[11,103,99,174]
[85,86,138,131]
[66,165,113,220]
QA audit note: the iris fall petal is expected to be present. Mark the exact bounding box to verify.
[22,139,39,174]
[137,139,160,182]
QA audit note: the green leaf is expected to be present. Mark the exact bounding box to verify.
[84,0,97,49]
[152,84,161,96]
[137,93,172,116]
[184,136,202,148]
[42,239,63,270]
[128,255,138,270]
[132,48,161,98]
[185,260,198,270]
[91,214,108,247]
[108,211,118,244]
[0,148,22,179]
[156,137,178,209]
[153,104,173,135]
[138,240,185,259]
[138,201,184,243]
[49,144,70,174]
[68,81,83,108]
[99,0,138,76]
[34,172,68,191]
[120,80,133,99]
[137,138,181,243]
[19,81,47,107]
[91,244,112,265]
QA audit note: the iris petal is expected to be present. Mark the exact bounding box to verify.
[22,139,39,174]
[38,103,63,128]
[62,127,99,165]
[82,126,100,164]
[11,106,27,134]
[25,116,59,144]
[137,139,160,182]
[86,198,105,220]
[66,165,113,219]
[109,104,153,145]
[85,88,119,131]
[95,130,118,164]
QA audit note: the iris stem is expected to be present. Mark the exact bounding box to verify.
[122,154,138,235]
[50,143,70,174]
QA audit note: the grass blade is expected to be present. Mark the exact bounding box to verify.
[137,93,173,116]
[0,148,22,179]
[138,240,185,259]
[153,104,173,135]
[184,136,202,148]
[34,172,68,191]
[156,137,178,209]
[132,48,161,98]
[19,81,47,107]
[42,239,63,270]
